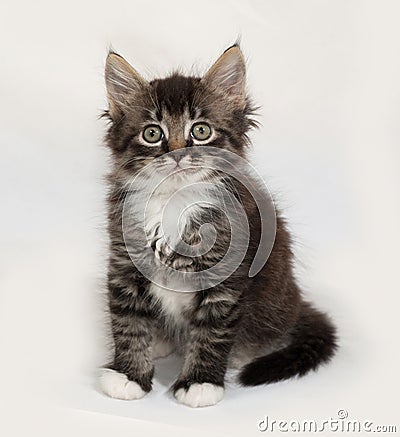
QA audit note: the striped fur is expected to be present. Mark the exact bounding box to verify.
[101,46,337,407]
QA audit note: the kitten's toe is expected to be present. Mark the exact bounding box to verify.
[174,383,224,408]
[154,238,172,261]
[99,369,147,400]
[171,256,193,270]
[154,239,193,270]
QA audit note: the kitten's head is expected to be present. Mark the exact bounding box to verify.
[103,45,257,177]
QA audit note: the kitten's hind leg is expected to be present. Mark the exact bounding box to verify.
[238,301,337,386]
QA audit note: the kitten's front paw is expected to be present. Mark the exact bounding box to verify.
[174,383,224,408]
[154,238,193,270]
[99,369,147,400]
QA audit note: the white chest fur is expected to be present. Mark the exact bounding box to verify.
[143,175,205,245]
[144,174,203,326]
[149,283,194,326]
[132,168,221,327]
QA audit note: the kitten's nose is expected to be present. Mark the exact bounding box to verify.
[172,151,184,164]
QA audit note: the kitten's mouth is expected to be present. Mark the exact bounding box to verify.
[154,158,205,178]
[172,165,198,174]
[166,160,199,171]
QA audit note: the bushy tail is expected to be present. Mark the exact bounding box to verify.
[239,302,337,386]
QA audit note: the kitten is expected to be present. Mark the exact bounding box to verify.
[99,45,337,408]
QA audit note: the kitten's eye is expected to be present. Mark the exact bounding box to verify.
[191,123,212,141]
[143,125,163,144]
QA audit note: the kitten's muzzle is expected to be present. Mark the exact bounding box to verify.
[172,151,184,164]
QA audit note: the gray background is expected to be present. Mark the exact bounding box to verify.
[1,0,399,435]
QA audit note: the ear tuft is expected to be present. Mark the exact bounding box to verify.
[105,52,148,119]
[203,45,246,106]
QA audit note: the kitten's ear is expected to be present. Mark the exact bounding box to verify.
[203,45,246,106]
[105,52,148,119]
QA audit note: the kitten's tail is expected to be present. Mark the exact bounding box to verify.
[239,302,337,386]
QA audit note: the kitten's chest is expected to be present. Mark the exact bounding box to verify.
[144,179,199,327]
[144,181,202,245]
[149,283,194,330]
[138,173,218,327]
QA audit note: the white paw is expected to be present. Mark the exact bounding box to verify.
[174,383,224,408]
[99,369,146,400]
[154,238,173,260]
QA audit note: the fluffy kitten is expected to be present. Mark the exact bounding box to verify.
[99,45,337,408]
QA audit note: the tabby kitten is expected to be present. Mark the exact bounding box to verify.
[99,45,337,408]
